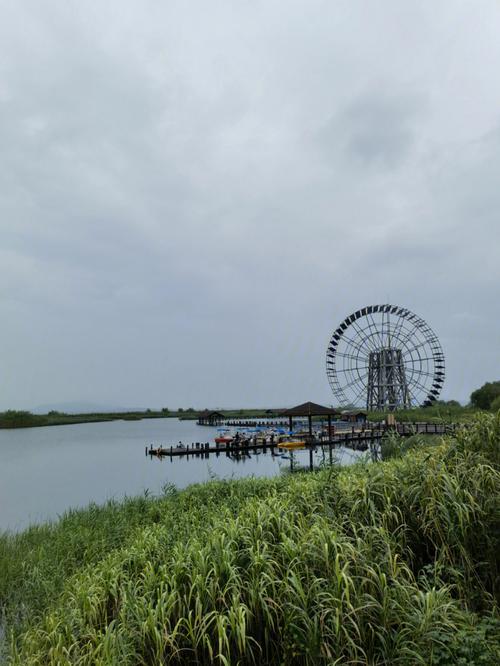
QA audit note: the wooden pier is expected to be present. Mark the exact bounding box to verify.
[146,422,458,459]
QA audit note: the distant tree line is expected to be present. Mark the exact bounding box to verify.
[470,381,500,411]
[1,382,499,430]
[0,411,45,428]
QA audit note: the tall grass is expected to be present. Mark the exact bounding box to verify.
[368,403,479,423]
[2,414,500,664]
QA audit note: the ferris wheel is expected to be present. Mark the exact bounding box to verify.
[326,304,445,410]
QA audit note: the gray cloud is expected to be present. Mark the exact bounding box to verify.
[318,92,425,168]
[1,0,499,409]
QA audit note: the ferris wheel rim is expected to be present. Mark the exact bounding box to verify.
[326,304,445,409]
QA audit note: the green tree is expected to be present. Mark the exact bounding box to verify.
[490,395,500,412]
[470,381,500,410]
[0,410,42,428]
[435,399,461,408]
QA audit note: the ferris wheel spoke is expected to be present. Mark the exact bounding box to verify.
[334,367,365,389]
[332,350,366,362]
[387,310,394,347]
[405,351,428,384]
[384,309,394,348]
[333,365,371,374]
[350,320,379,354]
[405,384,421,406]
[340,371,369,392]
[407,375,433,395]
[345,335,377,357]
[405,349,432,370]
[406,368,435,379]
[390,314,409,345]
[381,309,386,348]
[334,334,371,356]
[365,312,385,349]
[397,320,425,350]
[336,367,358,389]
[402,338,433,356]
[351,380,370,408]
[366,312,385,349]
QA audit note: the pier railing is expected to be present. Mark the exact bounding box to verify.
[147,422,461,459]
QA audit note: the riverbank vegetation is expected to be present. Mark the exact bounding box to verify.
[0,403,487,430]
[0,408,172,429]
[1,379,499,429]
[1,413,499,664]
[0,407,283,429]
[367,401,479,423]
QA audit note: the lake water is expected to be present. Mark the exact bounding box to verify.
[0,418,365,532]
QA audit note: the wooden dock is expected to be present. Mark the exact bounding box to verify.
[146,422,458,459]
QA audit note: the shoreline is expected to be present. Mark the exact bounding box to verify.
[0,405,481,430]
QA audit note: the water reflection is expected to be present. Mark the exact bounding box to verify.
[0,418,369,532]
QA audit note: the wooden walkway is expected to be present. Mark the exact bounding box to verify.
[146,422,458,459]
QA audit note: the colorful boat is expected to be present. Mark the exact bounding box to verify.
[278,440,306,450]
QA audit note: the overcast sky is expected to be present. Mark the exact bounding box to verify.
[1,0,499,410]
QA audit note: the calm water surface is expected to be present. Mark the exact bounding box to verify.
[0,418,364,532]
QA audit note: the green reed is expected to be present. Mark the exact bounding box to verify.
[2,413,500,664]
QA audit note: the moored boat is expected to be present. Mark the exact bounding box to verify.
[214,436,233,444]
[278,440,306,450]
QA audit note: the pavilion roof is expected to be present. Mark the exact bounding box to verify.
[197,410,225,417]
[280,401,340,417]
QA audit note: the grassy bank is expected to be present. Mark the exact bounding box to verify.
[367,403,479,423]
[0,404,481,430]
[0,410,166,429]
[0,408,278,429]
[1,415,499,664]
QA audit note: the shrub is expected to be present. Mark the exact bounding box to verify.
[471,381,500,410]
[490,395,500,413]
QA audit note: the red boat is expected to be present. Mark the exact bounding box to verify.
[214,436,233,444]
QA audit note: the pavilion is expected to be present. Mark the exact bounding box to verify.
[280,401,341,438]
[197,410,226,426]
[340,409,367,423]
